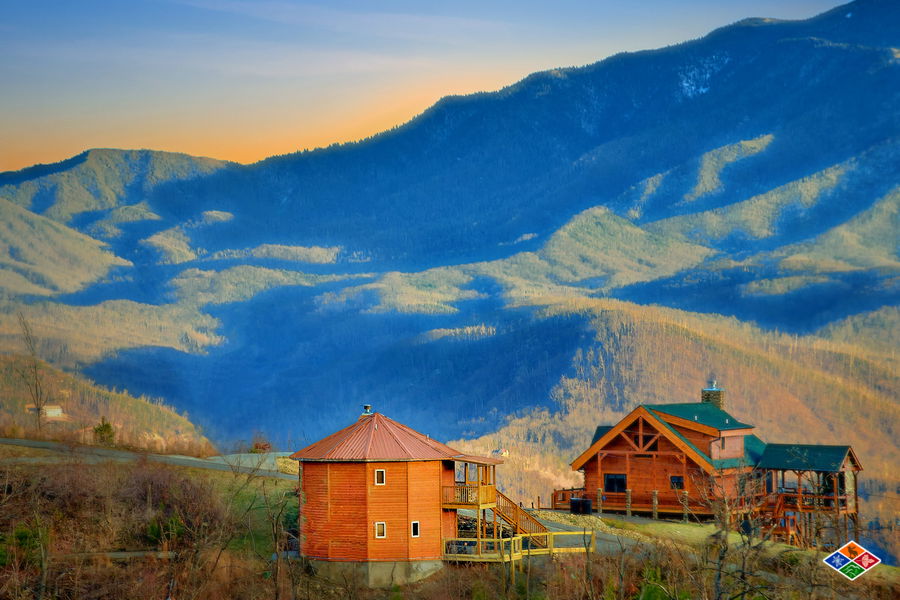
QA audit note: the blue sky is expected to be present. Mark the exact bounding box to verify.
[0,0,843,170]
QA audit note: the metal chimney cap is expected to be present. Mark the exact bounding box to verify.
[362,404,373,415]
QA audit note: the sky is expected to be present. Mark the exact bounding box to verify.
[0,0,843,172]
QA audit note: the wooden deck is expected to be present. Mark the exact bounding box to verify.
[552,487,855,516]
[443,531,594,563]
[550,487,713,516]
[442,484,496,509]
[757,489,855,514]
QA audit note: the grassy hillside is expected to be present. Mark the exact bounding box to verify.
[2,443,895,599]
[0,198,129,297]
[0,353,213,455]
[817,306,900,359]
[0,149,231,227]
[0,448,300,599]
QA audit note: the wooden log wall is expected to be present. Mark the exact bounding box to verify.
[301,460,452,562]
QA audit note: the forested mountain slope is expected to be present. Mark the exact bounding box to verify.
[0,0,895,520]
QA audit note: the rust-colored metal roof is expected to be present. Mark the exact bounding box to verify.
[290,413,502,464]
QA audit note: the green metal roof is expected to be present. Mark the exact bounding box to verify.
[644,402,752,431]
[591,425,614,445]
[645,406,766,471]
[643,407,712,467]
[756,444,854,472]
[744,434,767,464]
[585,405,857,475]
[710,434,768,470]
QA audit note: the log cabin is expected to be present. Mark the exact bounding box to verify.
[552,384,862,547]
[290,406,552,586]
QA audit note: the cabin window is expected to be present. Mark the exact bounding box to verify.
[670,476,684,490]
[374,522,386,538]
[374,469,386,486]
[411,521,420,538]
[604,473,627,493]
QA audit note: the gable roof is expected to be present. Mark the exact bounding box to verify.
[571,406,716,473]
[756,444,861,472]
[574,403,862,475]
[573,406,767,474]
[290,412,501,464]
[644,402,752,431]
[591,425,614,445]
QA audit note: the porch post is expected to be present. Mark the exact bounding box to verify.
[625,489,632,517]
[652,490,658,520]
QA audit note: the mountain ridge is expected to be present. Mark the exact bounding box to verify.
[0,0,895,520]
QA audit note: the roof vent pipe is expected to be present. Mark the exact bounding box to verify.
[361,404,373,416]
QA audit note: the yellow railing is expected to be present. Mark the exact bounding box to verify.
[442,484,496,506]
[443,531,594,562]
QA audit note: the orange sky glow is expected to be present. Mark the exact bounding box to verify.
[0,0,841,173]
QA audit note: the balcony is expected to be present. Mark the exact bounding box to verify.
[442,484,496,508]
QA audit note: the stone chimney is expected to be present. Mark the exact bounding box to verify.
[701,380,725,410]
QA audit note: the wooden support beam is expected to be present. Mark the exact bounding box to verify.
[638,417,644,447]
[642,433,661,451]
[620,432,641,451]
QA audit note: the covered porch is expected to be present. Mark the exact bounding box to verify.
[442,456,500,509]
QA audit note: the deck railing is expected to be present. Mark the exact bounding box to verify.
[552,486,855,519]
[495,490,546,537]
[773,491,850,512]
[443,531,594,562]
[551,488,704,513]
[550,488,586,509]
[442,484,496,506]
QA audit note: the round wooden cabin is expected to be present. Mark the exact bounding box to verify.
[290,408,499,586]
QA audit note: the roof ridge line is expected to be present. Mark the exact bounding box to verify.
[364,415,378,457]
[382,416,416,457]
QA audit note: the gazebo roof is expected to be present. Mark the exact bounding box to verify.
[290,412,501,464]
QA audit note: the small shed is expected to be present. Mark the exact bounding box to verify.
[290,408,501,586]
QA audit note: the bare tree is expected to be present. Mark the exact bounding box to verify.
[692,467,777,600]
[16,313,51,433]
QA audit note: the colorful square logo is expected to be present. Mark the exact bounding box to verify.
[823,541,881,580]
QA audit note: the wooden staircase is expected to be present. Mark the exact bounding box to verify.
[493,490,548,547]
[764,494,800,546]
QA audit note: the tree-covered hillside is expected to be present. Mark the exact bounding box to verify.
[0,0,895,518]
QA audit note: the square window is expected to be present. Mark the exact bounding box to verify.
[375,469,386,486]
[374,522,386,538]
[604,473,626,493]
[670,476,685,490]
[411,521,420,538]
